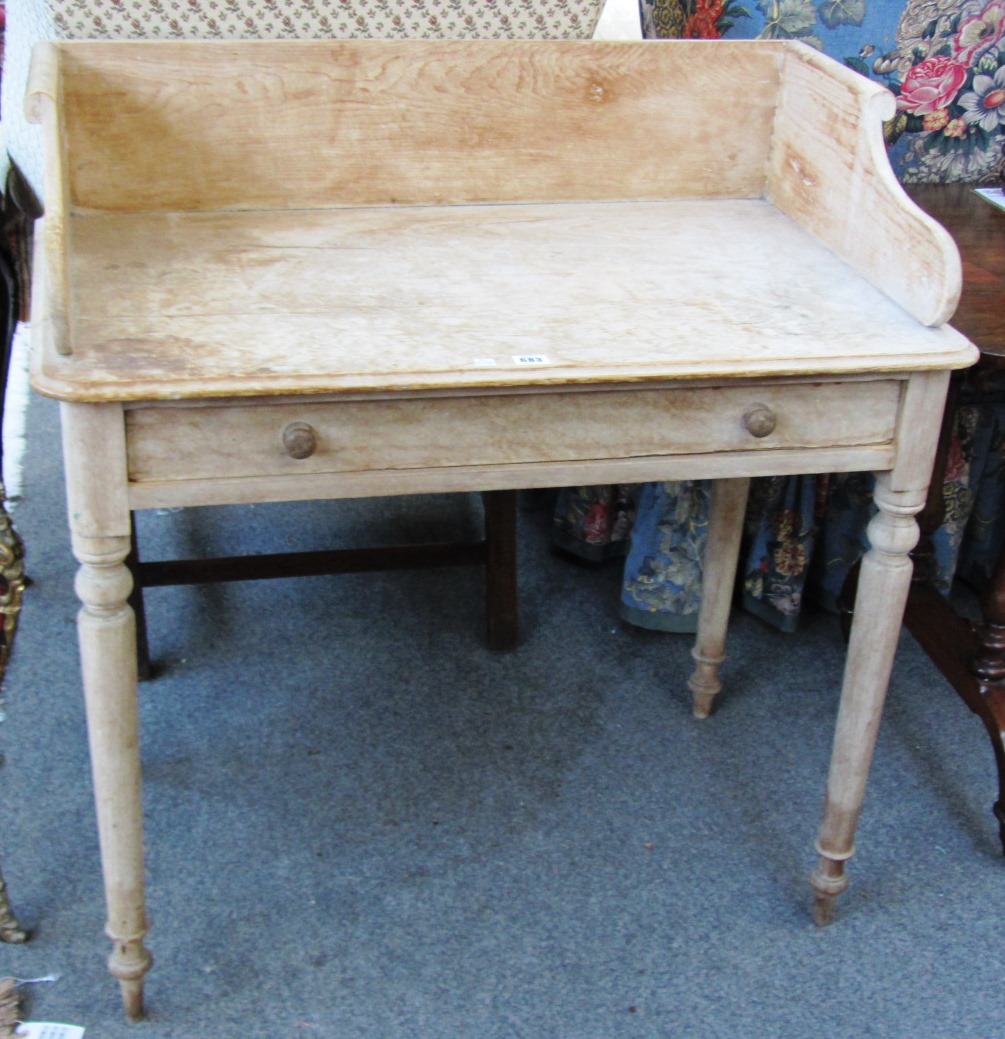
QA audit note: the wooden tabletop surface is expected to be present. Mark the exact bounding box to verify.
[31,197,975,403]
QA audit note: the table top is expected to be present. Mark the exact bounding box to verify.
[32,197,975,403]
[907,184,1005,360]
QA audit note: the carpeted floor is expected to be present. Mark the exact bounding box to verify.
[0,387,1003,1038]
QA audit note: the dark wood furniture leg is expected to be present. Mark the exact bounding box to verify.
[126,518,154,681]
[483,489,519,651]
[903,562,1005,852]
[127,491,519,673]
[900,368,1005,846]
[965,545,1005,845]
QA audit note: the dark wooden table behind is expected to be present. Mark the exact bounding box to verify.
[903,182,1005,851]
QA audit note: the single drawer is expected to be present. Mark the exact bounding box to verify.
[125,380,902,484]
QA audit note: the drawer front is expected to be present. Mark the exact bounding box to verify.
[125,381,902,484]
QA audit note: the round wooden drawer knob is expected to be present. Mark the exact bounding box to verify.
[282,421,318,459]
[743,404,776,438]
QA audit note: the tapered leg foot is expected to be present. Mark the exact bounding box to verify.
[110,927,153,1020]
[809,853,850,927]
[686,479,750,718]
[688,650,723,720]
[118,971,150,1022]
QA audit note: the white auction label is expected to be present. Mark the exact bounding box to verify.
[17,1025,85,1039]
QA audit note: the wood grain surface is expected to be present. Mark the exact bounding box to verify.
[29,199,975,401]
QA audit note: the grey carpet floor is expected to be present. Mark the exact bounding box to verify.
[0,389,1003,1038]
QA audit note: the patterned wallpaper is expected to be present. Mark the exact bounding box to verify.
[41,0,606,39]
[2,1,52,193]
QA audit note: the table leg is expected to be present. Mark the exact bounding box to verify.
[61,403,151,1020]
[75,533,152,1019]
[126,515,154,681]
[965,541,1005,849]
[688,478,750,718]
[811,472,923,925]
[483,489,519,651]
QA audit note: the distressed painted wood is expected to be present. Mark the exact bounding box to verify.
[35,39,781,213]
[60,402,151,1020]
[767,45,961,328]
[124,380,903,484]
[23,38,980,1020]
[33,200,973,401]
[124,442,903,513]
[811,370,950,924]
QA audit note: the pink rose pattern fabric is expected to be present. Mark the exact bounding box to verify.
[885,0,1005,182]
[896,55,969,116]
[730,0,1005,182]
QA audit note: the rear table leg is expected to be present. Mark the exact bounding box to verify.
[688,478,750,718]
[483,490,519,651]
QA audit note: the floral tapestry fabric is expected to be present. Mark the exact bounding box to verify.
[740,475,822,632]
[640,0,748,38]
[884,1,1005,182]
[640,0,1005,180]
[620,481,710,631]
[734,0,1005,182]
[553,484,636,562]
[44,0,605,40]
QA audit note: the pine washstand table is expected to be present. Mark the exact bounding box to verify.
[25,38,978,1020]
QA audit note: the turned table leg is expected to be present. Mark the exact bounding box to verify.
[852,366,1005,852]
[688,478,750,718]
[75,535,152,1018]
[62,403,152,1019]
[811,472,924,924]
